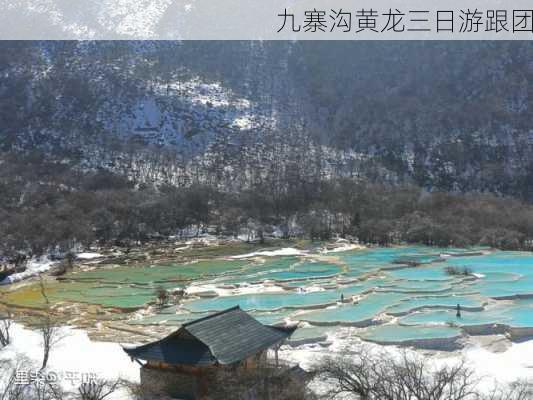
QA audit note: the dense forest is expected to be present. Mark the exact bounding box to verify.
[1,41,533,258]
[1,153,533,259]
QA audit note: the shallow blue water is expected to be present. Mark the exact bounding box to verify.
[359,324,462,342]
[185,284,368,312]
[400,309,508,327]
[130,246,533,343]
[400,298,533,329]
[214,257,342,284]
[386,295,485,315]
[301,292,408,324]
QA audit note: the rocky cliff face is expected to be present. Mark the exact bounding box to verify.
[1,41,533,199]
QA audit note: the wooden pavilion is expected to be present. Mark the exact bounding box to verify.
[123,306,297,399]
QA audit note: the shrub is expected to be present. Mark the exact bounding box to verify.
[444,266,473,276]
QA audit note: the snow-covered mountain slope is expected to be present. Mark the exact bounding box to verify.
[3,41,533,199]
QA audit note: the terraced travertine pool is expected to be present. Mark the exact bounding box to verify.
[4,246,533,348]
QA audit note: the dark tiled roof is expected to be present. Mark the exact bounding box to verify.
[123,307,295,366]
[124,335,216,366]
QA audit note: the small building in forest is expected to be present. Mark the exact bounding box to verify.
[123,306,298,399]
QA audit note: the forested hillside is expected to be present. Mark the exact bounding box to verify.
[1,41,533,257]
[3,41,533,195]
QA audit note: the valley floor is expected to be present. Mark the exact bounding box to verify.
[2,240,533,398]
[3,322,533,400]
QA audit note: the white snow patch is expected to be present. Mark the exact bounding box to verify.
[299,286,325,293]
[232,116,253,129]
[279,329,533,396]
[321,244,365,254]
[0,257,58,285]
[231,247,306,259]
[76,252,104,260]
[456,340,533,386]
[0,324,139,399]
[185,282,285,297]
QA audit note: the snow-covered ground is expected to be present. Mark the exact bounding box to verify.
[281,329,533,396]
[0,324,139,399]
[320,243,365,254]
[185,282,286,297]
[0,251,105,285]
[0,257,58,285]
[76,252,104,260]
[230,247,307,259]
[2,323,532,399]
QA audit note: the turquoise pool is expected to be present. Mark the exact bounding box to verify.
[115,246,533,345]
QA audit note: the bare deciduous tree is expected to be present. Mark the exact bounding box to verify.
[124,379,170,400]
[38,314,63,371]
[315,346,479,400]
[30,378,65,400]
[38,277,65,371]
[155,287,169,307]
[0,310,12,348]
[483,380,533,400]
[0,359,29,400]
[77,378,123,400]
[0,357,64,400]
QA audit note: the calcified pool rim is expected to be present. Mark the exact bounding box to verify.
[4,245,533,349]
